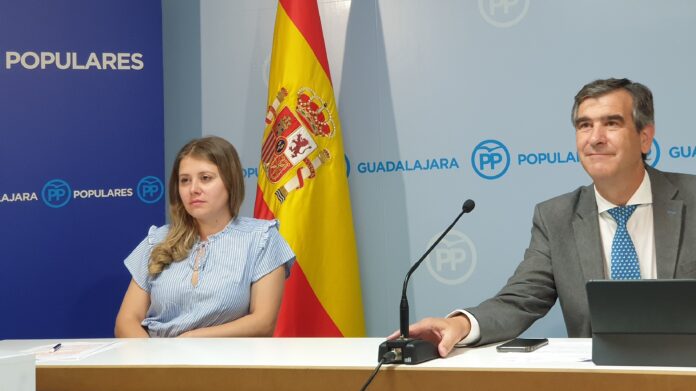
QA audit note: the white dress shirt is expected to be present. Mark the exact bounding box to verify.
[453,170,657,345]
[595,170,656,280]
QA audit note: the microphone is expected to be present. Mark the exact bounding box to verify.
[378,199,475,364]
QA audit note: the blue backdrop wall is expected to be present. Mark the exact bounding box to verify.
[0,0,165,338]
[3,0,695,340]
[199,0,696,337]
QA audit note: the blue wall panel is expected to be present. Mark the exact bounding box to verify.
[0,0,165,338]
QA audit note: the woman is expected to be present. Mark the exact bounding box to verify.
[115,136,295,337]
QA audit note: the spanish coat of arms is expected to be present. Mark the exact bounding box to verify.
[261,86,335,203]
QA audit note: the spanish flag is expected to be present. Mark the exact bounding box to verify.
[254,0,365,337]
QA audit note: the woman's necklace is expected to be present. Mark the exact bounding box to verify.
[191,242,207,287]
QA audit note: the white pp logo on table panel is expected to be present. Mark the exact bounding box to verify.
[478,0,530,28]
[425,230,477,285]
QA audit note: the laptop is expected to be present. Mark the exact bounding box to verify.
[586,279,696,367]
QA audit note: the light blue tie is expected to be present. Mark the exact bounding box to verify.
[607,205,641,280]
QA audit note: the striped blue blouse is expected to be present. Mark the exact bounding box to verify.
[124,217,295,337]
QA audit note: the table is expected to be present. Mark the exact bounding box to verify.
[1,338,696,391]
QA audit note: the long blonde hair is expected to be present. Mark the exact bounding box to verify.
[148,136,245,275]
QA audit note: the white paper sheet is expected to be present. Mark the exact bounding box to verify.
[21,341,120,362]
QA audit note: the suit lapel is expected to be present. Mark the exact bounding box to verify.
[573,186,605,281]
[649,168,683,279]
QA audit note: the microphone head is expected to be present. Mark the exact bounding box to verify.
[462,199,475,213]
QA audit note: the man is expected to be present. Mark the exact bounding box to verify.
[397,78,696,357]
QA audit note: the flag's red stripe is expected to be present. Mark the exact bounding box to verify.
[279,0,332,83]
[274,261,343,337]
[253,185,276,220]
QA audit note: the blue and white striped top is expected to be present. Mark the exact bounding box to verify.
[124,217,295,337]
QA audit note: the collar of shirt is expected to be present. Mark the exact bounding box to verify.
[593,169,657,279]
[594,169,653,212]
[193,217,237,249]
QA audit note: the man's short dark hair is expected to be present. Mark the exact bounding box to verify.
[572,78,654,161]
[572,78,654,132]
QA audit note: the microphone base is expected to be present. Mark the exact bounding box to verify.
[378,338,440,365]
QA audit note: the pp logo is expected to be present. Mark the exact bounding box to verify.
[478,0,530,28]
[471,139,510,179]
[646,138,660,168]
[137,176,164,204]
[425,230,477,285]
[41,179,72,208]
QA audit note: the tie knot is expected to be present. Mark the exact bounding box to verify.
[607,205,638,225]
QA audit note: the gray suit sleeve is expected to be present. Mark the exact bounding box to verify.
[466,204,558,345]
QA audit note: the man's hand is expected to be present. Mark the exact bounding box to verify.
[387,315,471,357]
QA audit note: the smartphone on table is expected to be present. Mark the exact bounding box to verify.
[496,338,549,353]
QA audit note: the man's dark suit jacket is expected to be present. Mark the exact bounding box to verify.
[467,167,696,345]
